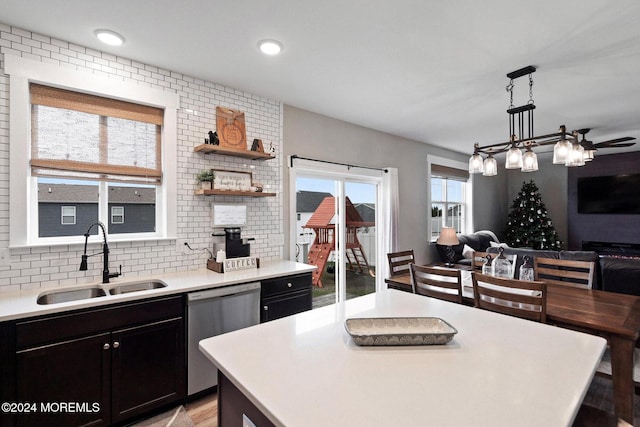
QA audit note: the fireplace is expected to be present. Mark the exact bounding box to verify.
[582,241,640,259]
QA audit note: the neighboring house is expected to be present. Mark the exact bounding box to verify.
[354,203,375,224]
[38,184,155,237]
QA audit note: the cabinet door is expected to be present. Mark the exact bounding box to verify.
[110,317,185,423]
[15,332,111,427]
[261,290,312,323]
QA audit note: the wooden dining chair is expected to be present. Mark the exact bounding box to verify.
[410,264,463,304]
[387,250,415,277]
[533,257,595,289]
[471,272,547,323]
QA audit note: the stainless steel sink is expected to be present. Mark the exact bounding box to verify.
[108,280,167,295]
[37,286,107,305]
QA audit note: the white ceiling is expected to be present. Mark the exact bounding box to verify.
[2,0,639,156]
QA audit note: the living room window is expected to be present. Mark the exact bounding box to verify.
[428,157,472,241]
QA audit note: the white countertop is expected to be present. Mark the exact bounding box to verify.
[199,289,606,427]
[0,260,315,322]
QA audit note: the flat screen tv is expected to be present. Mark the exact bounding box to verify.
[577,174,640,214]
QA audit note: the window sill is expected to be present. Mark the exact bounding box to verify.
[10,236,178,250]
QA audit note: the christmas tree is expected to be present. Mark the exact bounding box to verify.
[504,180,562,250]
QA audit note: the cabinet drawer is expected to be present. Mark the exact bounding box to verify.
[261,289,312,323]
[261,273,312,298]
[16,296,183,349]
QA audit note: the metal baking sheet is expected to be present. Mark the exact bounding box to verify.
[344,317,458,346]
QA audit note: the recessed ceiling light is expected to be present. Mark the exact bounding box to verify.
[95,29,125,46]
[258,40,283,55]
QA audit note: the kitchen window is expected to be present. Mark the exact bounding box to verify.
[6,55,179,246]
[61,206,76,225]
[31,84,161,239]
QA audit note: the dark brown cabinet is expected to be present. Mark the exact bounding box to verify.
[261,273,312,323]
[111,317,184,423]
[15,332,111,427]
[5,296,185,427]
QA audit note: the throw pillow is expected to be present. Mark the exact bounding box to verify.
[462,244,475,259]
[490,241,510,249]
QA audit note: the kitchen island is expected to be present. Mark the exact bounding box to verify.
[199,289,607,427]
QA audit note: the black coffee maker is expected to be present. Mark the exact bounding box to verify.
[224,227,250,258]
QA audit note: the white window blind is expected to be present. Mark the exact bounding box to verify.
[30,83,163,184]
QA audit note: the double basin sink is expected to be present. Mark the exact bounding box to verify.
[37,280,167,305]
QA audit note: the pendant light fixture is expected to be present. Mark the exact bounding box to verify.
[468,66,636,176]
[552,130,572,164]
[505,140,523,169]
[565,141,585,167]
[483,153,498,176]
[468,144,484,174]
[521,145,538,172]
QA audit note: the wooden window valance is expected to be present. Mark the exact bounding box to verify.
[30,83,163,184]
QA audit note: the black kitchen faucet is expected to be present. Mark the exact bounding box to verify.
[79,221,121,283]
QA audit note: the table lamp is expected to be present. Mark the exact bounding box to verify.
[436,227,460,267]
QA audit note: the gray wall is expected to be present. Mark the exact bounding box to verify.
[283,105,468,264]
[472,173,508,237]
[108,204,156,234]
[283,107,573,260]
[38,204,98,237]
[471,152,568,246]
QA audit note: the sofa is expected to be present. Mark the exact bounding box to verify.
[485,244,640,296]
[436,230,640,296]
[485,246,602,289]
[435,230,499,266]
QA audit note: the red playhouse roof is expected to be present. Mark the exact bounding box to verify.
[304,196,374,229]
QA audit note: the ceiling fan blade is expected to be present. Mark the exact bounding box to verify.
[599,142,636,148]
[594,136,636,147]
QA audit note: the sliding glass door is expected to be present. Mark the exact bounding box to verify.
[293,173,380,308]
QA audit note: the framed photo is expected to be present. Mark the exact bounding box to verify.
[213,169,252,191]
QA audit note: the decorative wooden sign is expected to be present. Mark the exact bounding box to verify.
[207,256,260,273]
[223,256,259,272]
[212,169,252,191]
[216,106,246,150]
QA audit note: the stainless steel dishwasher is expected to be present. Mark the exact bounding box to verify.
[187,281,261,396]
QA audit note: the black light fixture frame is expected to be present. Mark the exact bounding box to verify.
[473,65,577,156]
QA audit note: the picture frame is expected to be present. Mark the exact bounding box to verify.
[212,169,252,191]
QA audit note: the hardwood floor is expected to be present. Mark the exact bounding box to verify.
[183,376,636,427]
[185,392,218,427]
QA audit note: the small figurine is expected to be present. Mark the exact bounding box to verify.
[251,138,264,152]
[208,131,220,145]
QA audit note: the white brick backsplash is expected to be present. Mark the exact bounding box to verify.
[0,24,283,292]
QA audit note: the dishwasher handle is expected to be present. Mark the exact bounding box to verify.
[187,281,261,302]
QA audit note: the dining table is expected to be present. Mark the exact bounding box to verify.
[200,289,606,427]
[386,270,640,424]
